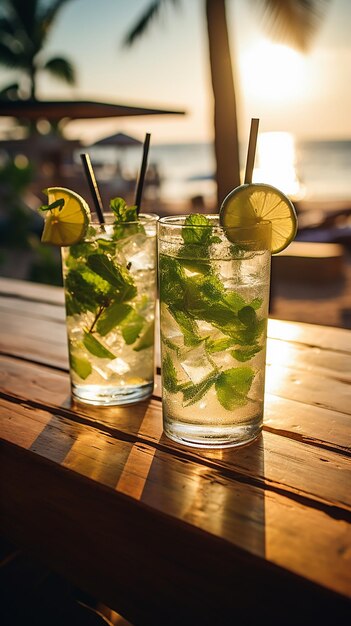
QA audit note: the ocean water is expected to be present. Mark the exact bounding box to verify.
[295,140,351,201]
[89,139,351,206]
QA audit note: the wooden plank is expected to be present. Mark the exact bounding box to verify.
[0,295,65,323]
[265,362,351,415]
[0,329,68,369]
[1,358,351,512]
[266,337,351,382]
[267,318,351,354]
[263,392,351,452]
[0,276,64,305]
[0,311,66,345]
[1,412,350,625]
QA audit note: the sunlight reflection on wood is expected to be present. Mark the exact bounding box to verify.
[116,443,156,500]
[264,489,351,597]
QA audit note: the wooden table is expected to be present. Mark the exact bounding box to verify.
[1,277,350,625]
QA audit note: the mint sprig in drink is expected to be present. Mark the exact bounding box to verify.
[158,214,272,447]
[62,198,157,405]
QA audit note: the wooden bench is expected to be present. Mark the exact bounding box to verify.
[272,241,345,283]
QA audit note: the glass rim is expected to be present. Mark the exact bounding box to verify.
[157,214,271,230]
[90,212,159,226]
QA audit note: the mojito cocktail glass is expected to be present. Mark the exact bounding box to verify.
[62,213,157,405]
[158,214,272,448]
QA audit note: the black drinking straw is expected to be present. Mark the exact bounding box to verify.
[244,118,260,184]
[80,153,105,224]
[134,132,151,214]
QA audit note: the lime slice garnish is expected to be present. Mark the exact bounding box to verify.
[219,183,298,254]
[41,187,91,246]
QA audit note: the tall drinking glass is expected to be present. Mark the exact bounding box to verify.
[62,213,157,405]
[158,215,272,448]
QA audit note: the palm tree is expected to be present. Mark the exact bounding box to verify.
[0,0,76,101]
[123,0,329,205]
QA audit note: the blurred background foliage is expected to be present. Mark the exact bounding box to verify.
[0,157,62,285]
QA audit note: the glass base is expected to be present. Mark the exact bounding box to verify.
[163,420,262,449]
[72,381,154,406]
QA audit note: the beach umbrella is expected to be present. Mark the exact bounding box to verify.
[92,132,142,148]
[0,99,185,122]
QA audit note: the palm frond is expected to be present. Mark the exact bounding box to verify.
[8,0,40,39]
[257,0,331,52]
[0,81,20,100]
[1,1,36,56]
[40,0,77,32]
[123,0,181,47]
[43,56,75,84]
[0,41,24,67]
[0,16,17,37]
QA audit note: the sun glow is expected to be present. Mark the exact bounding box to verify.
[240,40,305,103]
[253,131,305,199]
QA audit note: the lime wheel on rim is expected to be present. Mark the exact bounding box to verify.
[40,187,91,246]
[219,183,298,254]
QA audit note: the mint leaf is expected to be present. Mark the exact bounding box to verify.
[184,274,233,327]
[67,241,96,260]
[215,366,254,410]
[162,353,179,393]
[69,352,92,380]
[83,331,115,359]
[133,320,154,351]
[205,337,237,353]
[178,214,219,266]
[238,306,257,327]
[222,291,246,312]
[120,309,145,344]
[39,198,64,212]
[96,302,132,336]
[235,318,266,346]
[231,344,262,362]
[109,197,145,238]
[182,214,215,246]
[250,297,263,310]
[159,254,186,307]
[182,372,218,407]
[160,333,181,355]
[110,197,138,222]
[65,293,83,316]
[178,258,211,275]
[64,268,112,314]
[87,254,137,301]
[169,306,202,347]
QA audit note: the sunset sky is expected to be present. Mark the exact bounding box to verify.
[2,0,351,145]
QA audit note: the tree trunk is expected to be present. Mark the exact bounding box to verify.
[206,0,240,207]
[29,62,36,100]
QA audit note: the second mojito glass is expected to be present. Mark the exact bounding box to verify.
[158,215,272,448]
[62,213,157,405]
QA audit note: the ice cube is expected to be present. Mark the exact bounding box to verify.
[121,234,151,270]
[180,343,214,384]
[92,364,110,380]
[107,357,130,375]
[160,304,183,345]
